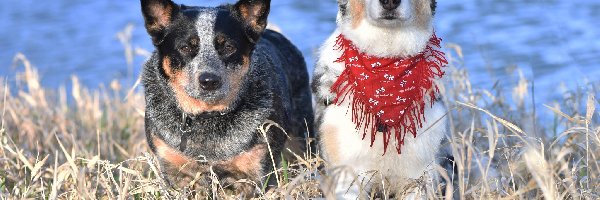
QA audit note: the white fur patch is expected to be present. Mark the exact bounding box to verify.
[341,23,432,58]
[190,9,219,73]
[320,99,447,199]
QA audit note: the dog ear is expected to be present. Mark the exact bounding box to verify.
[233,0,271,43]
[337,0,349,16]
[337,0,349,7]
[141,0,179,45]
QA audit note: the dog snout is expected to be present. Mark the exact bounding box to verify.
[379,0,401,10]
[198,73,222,91]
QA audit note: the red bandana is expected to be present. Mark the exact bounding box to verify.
[330,33,447,154]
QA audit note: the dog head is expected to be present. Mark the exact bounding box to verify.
[141,0,270,115]
[336,0,437,57]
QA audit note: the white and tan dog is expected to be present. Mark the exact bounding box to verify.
[312,0,447,198]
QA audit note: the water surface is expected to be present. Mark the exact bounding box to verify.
[1,0,598,103]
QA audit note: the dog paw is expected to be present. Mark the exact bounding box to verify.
[220,176,258,198]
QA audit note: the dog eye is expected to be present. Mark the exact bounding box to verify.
[179,45,195,54]
[223,43,236,56]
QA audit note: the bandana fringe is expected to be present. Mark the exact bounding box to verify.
[330,33,448,154]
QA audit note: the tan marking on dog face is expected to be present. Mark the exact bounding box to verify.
[412,0,434,29]
[166,56,250,115]
[349,0,365,29]
[319,123,342,164]
[222,55,250,102]
[162,56,174,77]
[169,72,228,114]
[152,136,192,168]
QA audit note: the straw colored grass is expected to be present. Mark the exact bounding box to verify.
[1,43,598,199]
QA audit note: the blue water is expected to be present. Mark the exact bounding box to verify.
[1,0,599,104]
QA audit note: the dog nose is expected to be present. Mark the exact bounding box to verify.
[198,73,222,91]
[379,0,401,10]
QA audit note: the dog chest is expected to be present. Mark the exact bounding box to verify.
[319,100,447,186]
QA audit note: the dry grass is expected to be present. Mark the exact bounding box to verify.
[1,43,599,199]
